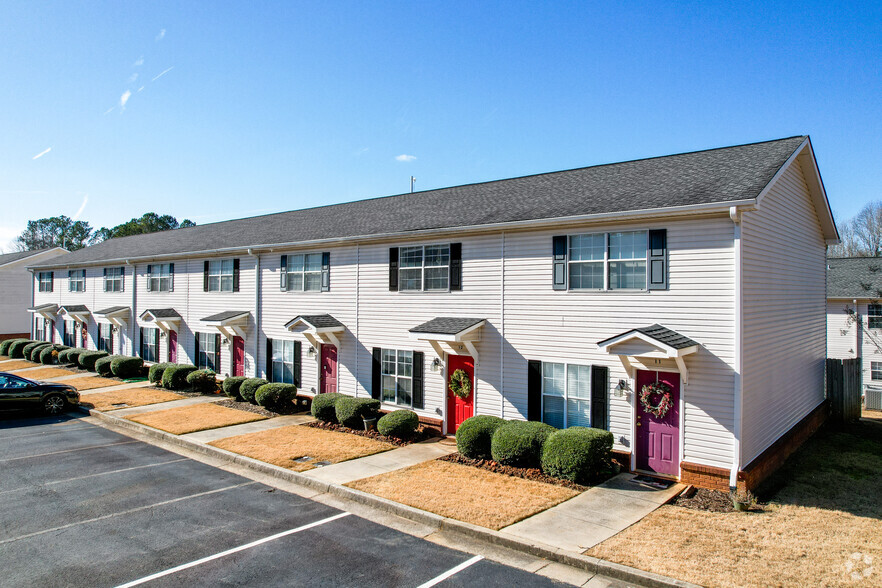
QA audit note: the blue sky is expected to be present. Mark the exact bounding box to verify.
[1,1,879,251]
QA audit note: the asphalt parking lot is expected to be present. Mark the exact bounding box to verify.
[0,412,567,588]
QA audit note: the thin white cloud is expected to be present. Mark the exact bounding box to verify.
[395,154,417,162]
[120,90,132,109]
[155,29,166,41]
[128,73,139,83]
[32,147,52,160]
[151,66,174,82]
[355,147,369,157]
[103,106,115,115]
[72,194,88,221]
[138,86,145,93]
[133,56,144,67]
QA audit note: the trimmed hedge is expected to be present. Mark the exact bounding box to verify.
[310,392,345,422]
[27,342,53,362]
[8,339,36,358]
[95,355,126,376]
[255,383,298,410]
[222,376,249,400]
[60,348,86,365]
[540,427,614,484]
[110,356,144,379]
[456,415,506,460]
[162,364,198,390]
[239,378,268,404]
[335,397,381,428]
[186,369,217,393]
[491,420,556,468]
[377,410,419,438]
[23,341,48,361]
[148,362,176,384]
[40,345,68,365]
[0,338,26,355]
[78,350,109,371]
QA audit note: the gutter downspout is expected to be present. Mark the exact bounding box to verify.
[730,206,743,489]
[28,269,35,339]
[250,249,260,378]
[126,260,135,356]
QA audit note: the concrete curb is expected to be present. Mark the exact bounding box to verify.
[80,406,699,588]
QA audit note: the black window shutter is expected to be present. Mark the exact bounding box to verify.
[146,265,152,292]
[388,248,399,291]
[412,351,424,409]
[82,269,86,292]
[527,360,542,421]
[120,267,125,292]
[371,347,382,399]
[552,236,567,290]
[194,334,201,368]
[110,328,114,355]
[169,263,175,291]
[103,268,107,292]
[49,271,53,292]
[155,329,161,360]
[293,341,302,388]
[266,338,273,381]
[214,334,221,372]
[648,229,667,290]
[449,243,462,291]
[232,258,240,292]
[591,366,609,430]
[203,261,210,291]
[280,255,288,291]
[321,252,330,292]
[139,327,144,359]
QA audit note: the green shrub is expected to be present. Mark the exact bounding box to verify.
[40,345,67,365]
[0,338,25,355]
[335,397,381,428]
[162,364,198,390]
[540,427,614,484]
[255,383,298,410]
[186,369,217,393]
[456,415,506,459]
[8,339,36,359]
[27,342,53,362]
[310,392,344,422]
[222,376,249,400]
[491,420,556,468]
[78,350,109,371]
[110,356,144,379]
[239,378,268,404]
[95,355,126,376]
[60,348,86,365]
[148,362,176,384]
[377,410,420,438]
[23,341,48,361]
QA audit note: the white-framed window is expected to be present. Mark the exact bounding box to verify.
[98,323,113,353]
[567,231,648,290]
[104,267,124,292]
[197,332,218,371]
[869,304,882,329]
[140,328,158,362]
[271,339,297,383]
[38,271,53,293]
[35,318,46,342]
[542,362,591,429]
[63,320,77,347]
[286,253,322,292]
[400,244,449,292]
[381,348,413,406]
[872,362,882,381]
[147,263,173,292]
[208,260,234,292]
[68,269,86,292]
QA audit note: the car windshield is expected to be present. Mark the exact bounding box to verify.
[0,374,32,389]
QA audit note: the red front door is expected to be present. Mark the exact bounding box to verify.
[232,336,245,377]
[168,330,178,363]
[635,370,681,477]
[446,354,474,434]
[320,344,337,394]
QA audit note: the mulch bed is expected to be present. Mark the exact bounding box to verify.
[671,487,741,513]
[438,452,589,492]
[305,420,439,447]
[214,398,306,418]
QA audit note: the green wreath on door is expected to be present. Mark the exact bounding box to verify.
[449,368,472,400]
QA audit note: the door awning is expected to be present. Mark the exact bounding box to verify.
[408,317,485,361]
[93,306,131,329]
[285,314,344,349]
[201,311,251,340]
[58,305,91,321]
[140,308,182,333]
[28,303,58,320]
[596,324,699,382]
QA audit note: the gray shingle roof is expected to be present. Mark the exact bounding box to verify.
[409,317,485,335]
[140,308,182,319]
[597,324,699,350]
[201,310,250,322]
[827,257,882,298]
[28,303,58,312]
[94,306,129,315]
[0,248,64,267]
[29,137,808,268]
[59,305,90,313]
[288,314,344,329]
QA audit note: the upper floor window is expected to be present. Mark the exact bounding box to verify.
[281,253,329,292]
[204,259,238,292]
[68,269,86,292]
[869,304,882,329]
[542,362,592,429]
[553,229,666,291]
[146,263,174,292]
[389,244,461,292]
[38,271,54,293]
[103,267,125,292]
[872,361,882,381]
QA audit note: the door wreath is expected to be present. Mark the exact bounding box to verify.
[639,381,673,418]
[449,368,472,400]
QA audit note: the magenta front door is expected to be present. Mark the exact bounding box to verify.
[446,355,474,434]
[232,336,245,377]
[320,344,337,394]
[635,370,680,477]
[168,330,177,363]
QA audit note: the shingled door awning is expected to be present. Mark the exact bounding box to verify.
[284,314,344,350]
[596,324,700,382]
[93,306,130,329]
[57,305,91,321]
[408,317,485,362]
[201,310,251,340]
[28,303,58,320]
[140,308,182,333]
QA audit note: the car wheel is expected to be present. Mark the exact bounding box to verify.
[42,394,66,415]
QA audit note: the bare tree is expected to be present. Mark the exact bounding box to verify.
[829,201,882,258]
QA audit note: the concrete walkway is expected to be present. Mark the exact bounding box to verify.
[103,395,224,417]
[181,414,316,443]
[501,473,683,552]
[302,437,457,484]
[73,380,156,394]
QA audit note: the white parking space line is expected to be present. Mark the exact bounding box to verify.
[0,440,138,462]
[415,555,484,588]
[0,481,256,545]
[0,425,94,440]
[0,458,189,496]
[115,512,352,587]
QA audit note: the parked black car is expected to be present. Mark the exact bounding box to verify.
[0,372,80,415]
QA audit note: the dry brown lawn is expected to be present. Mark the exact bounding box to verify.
[862,408,882,423]
[10,367,76,380]
[127,403,267,435]
[81,388,184,411]
[587,419,882,587]
[61,375,124,391]
[347,460,579,530]
[210,425,394,471]
[0,360,41,371]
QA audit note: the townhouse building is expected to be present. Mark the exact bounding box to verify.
[0,247,67,340]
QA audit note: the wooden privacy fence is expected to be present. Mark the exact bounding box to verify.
[826,357,862,423]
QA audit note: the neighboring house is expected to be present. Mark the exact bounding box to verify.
[28,136,838,491]
[0,247,68,340]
